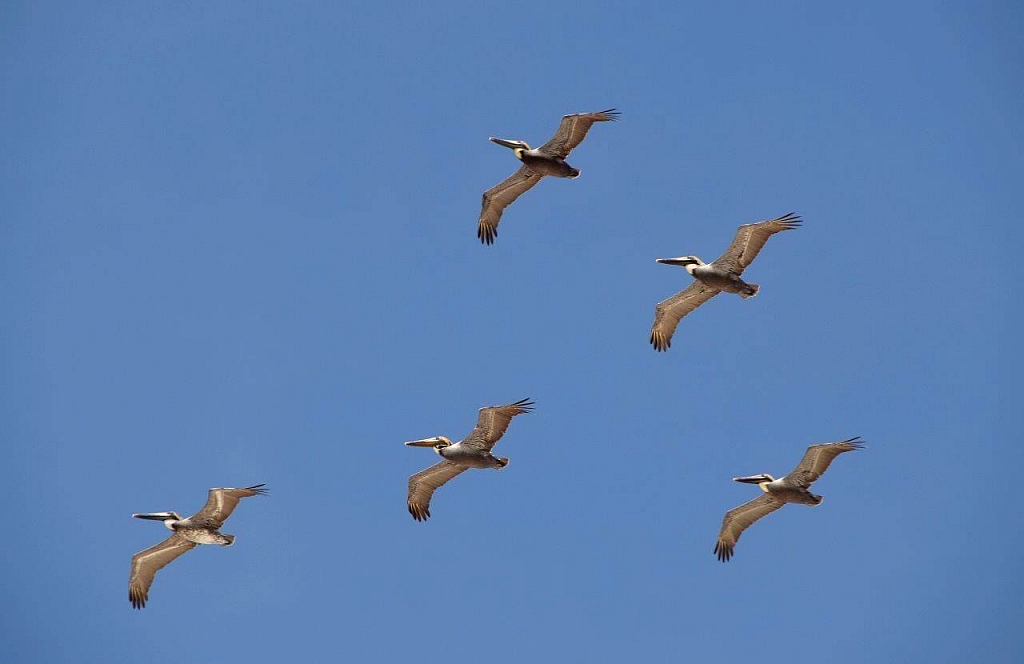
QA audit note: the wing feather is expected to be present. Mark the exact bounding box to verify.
[649,282,719,351]
[782,437,864,489]
[407,461,470,521]
[188,484,267,529]
[478,166,544,245]
[460,398,534,452]
[538,109,620,158]
[714,494,785,562]
[128,534,197,608]
[712,213,801,274]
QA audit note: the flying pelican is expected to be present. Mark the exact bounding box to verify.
[714,438,863,562]
[129,484,267,608]
[478,110,619,244]
[405,398,534,521]
[650,212,802,351]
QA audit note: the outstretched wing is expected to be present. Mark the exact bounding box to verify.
[714,494,785,562]
[407,461,470,522]
[538,109,620,159]
[188,484,268,529]
[712,213,801,275]
[129,534,197,608]
[782,437,864,489]
[478,165,544,245]
[460,398,534,452]
[649,282,719,351]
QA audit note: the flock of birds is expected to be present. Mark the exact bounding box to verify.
[129,109,864,608]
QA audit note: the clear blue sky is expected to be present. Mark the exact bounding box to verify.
[2,2,1021,662]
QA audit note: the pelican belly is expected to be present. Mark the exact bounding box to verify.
[766,486,819,505]
[694,267,754,295]
[177,529,232,546]
[440,444,501,468]
[520,153,577,178]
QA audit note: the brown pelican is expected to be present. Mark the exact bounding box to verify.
[129,484,267,608]
[650,213,802,351]
[478,110,619,244]
[714,438,863,562]
[405,398,533,521]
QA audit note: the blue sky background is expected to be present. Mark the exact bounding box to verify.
[2,2,1021,662]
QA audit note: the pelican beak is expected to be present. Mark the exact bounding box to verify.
[132,512,175,520]
[405,437,443,447]
[489,137,526,150]
[733,475,769,484]
[655,257,695,267]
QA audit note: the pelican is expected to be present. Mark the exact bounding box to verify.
[478,110,619,244]
[714,438,863,562]
[129,484,267,608]
[405,398,534,521]
[650,213,802,351]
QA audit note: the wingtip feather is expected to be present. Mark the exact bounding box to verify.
[511,397,535,412]
[478,224,497,245]
[650,331,671,352]
[408,503,430,522]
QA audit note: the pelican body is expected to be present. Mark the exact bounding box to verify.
[733,474,826,506]
[478,110,619,244]
[409,435,510,469]
[128,484,267,608]
[650,213,802,351]
[133,511,237,545]
[490,138,581,179]
[714,439,863,561]
[405,398,534,521]
[659,257,760,297]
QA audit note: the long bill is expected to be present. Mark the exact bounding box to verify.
[655,257,699,267]
[132,512,177,520]
[732,474,772,484]
[489,137,529,150]
[404,437,444,447]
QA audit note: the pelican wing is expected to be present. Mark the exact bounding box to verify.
[461,398,534,452]
[538,109,620,159]
[712,213,801,275]
[783,437,864,489]
[714,494,785,562]
[129,534,197,608]
[407,460,470,521]
[649,282,719,351]
[188,484,268,529]
[478,165,544,245]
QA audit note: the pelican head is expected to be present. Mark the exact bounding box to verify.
[404,436,454,455]
[489,137,531,160]
[133,511,183,530]
[656,255,705,276]
[733,474,775,492]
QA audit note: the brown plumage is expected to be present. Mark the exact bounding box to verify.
[536,109,620,159]
[650,213,801,351]
[650,282,718,352]
[407,461,470,522]
[714,495,784,562]
[711,212,802,275]
[406,399,534,521]
[129,535,197,609]
[187,485,268,529]
[714,438,863,562]
[478,166,543,245]
[128,485,267,608]
[478,110,619,244]
[460,398,534,452]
